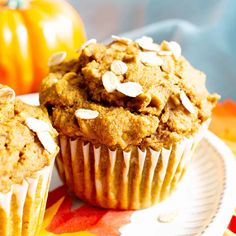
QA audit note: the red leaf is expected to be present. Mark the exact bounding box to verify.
[228,215,236,233]
[46,185,68,209]
[47,197,108,233]
[89,210,133,236]
[46,186,133,235]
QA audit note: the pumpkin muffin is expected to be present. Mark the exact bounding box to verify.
[40,36,219,210]
[0,84,59,236]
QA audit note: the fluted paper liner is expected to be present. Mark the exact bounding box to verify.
[56,121,209,210]
[0,159,54,236]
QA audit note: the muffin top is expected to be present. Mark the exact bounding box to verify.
[0,85,59,193]
[40,36,219,151]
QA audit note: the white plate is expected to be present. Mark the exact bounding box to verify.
[19,93,236,236]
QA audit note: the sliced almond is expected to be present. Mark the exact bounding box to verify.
[75,108,99,120]
[76,38,97,52]
[180,91,195,113]
[102,71,120,92]
[135,36,153,44]
[48,51,67,67]
[139,52,163,66]
[159,41,181,59]
[111,35,132,45]
[160,40,170,51]
[142,43,160,52]
[37,131,57,154]
[110,42,127,51]
[25,117,52,133]
[0,87,15,104]
[168,41,182,60]
[135,36,160,52]
[158,210,179,223]
[158,50,173,56]
[110,60,128,75]
[117,82,143,97]
[25,117,57,154]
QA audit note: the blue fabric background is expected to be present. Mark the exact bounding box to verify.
[70,0,236,100]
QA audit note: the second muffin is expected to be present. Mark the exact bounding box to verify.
[40,36,219,209]
[0,84,59,236]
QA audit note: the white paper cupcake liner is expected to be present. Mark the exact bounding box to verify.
[0,158,55,236]
[56,121,209,210]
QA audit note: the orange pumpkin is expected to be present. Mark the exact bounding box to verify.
[0,0,86,94]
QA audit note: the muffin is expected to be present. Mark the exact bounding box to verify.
[40,36,219,210]
[0,84,59,236]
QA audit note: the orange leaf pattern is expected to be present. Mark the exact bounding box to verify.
[40,186,133,236]
[210,100,236,155]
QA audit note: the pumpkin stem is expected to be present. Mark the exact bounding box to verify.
[6,0,25,8]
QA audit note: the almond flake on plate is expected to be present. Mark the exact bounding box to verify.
[0,87,15,104]
[111,35,132,45]
[48,51,67,67]
[76,38,97,52]
[116,82,143,97]
[25,117,52,133]
[180,91,195,113]
[139,51,163,66]
[37,131,57,154]
[110,60,128,75]
[135,36,160,52]
[102,71,120,92]
[75,108,99,120]
[158,210,179,223]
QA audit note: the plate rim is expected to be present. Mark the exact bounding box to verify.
[202,131,236,236]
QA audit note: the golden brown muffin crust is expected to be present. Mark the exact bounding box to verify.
[40,37,219,150]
